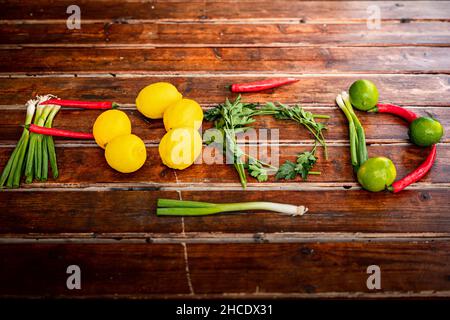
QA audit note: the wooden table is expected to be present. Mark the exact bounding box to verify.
[0,1,449,299]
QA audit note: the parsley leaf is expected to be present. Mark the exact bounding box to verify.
[247,159,269,182]
[276,149,319,181]
[275,161,297,180]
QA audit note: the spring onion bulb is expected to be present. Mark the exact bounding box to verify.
[157,198,308,216]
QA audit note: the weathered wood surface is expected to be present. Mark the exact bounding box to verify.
[1,75,448,106]
[2,1,450,21]
[0,0,449,299]
[0,189,448,235]
[2,107,450,143]
[2,22,450,47]
[1,47,450,74]
[0,144,448,184]
[0,242,449,297]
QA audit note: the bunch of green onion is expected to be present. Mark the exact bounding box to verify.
[157,198,308,216]
[336,91,368,171]
[0,96,60,188]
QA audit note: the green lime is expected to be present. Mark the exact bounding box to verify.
[357,157,396,192]
[409,117,444,147]
[349,79,379,111]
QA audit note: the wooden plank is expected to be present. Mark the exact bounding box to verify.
[0,190,182,234]
[0,75,448,106]
[1,107,449,143]
[0,144,448,185]
[0,242,449,297]
[1,47,449,74]
[2,22,450,46]
[1,1,449,21]
[181,189,450,234]
[187,242,450,294]
[0,189,449,234]
[0,243,190,296]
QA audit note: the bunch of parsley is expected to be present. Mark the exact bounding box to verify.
[205,96,329,188]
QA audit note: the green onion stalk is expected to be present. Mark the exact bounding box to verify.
[156,198,308,216]
[336,92,368,171]
[0,99,36,188]
[45,106,61,179]
[341,91,368,166]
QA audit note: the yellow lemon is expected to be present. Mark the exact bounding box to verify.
[163,98,203,131]
[159,127,202,170]
[93,110,132,149]
[105,134,147,173]
[136,82,182,119]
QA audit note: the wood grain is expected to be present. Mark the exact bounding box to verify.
[0,189,449,235]
[0,242,449,297]
[2,22,450,46]
[0,144,448,185]
[187,242,450,294]
[0,75,448,106]
[0,243,190,296]
[1,47,449,74]
[1,107,449,143]
[1,1,449,21]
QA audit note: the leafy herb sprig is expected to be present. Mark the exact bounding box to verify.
[205,95,277,188]
[261,102,329,159]
[275,145,321,181]
[205,96,330,188]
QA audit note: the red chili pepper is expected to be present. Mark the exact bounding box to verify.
[372,103,418,123]
[40,99,119,110]
[229,78,298,93]
[27,124,94,139]
[389,144,437,193]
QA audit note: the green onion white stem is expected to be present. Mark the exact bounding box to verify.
[157,198,308,216]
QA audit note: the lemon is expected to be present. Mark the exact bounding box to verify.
[93,110,132,149]
[163,98,204,131]
[136,82,182,119]
[159,127,202,170]
[105,134,147,173]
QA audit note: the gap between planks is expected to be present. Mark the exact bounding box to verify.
[3,141,448,148]
[4,43,450,49]
[2,18,450,25]
[2,72,450,78]
[1,182,449,192]
[1,232,450,244]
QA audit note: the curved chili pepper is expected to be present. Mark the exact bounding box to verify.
[371,103,418,123]
[370,104,437,192]
[388,144,437,193]
[229,78,298,93]
[27,124,94,139]
[40,99,119,109]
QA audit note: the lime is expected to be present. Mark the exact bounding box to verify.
[349,79,379,111]
[409,117,444,147]
[357,157,396,192]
